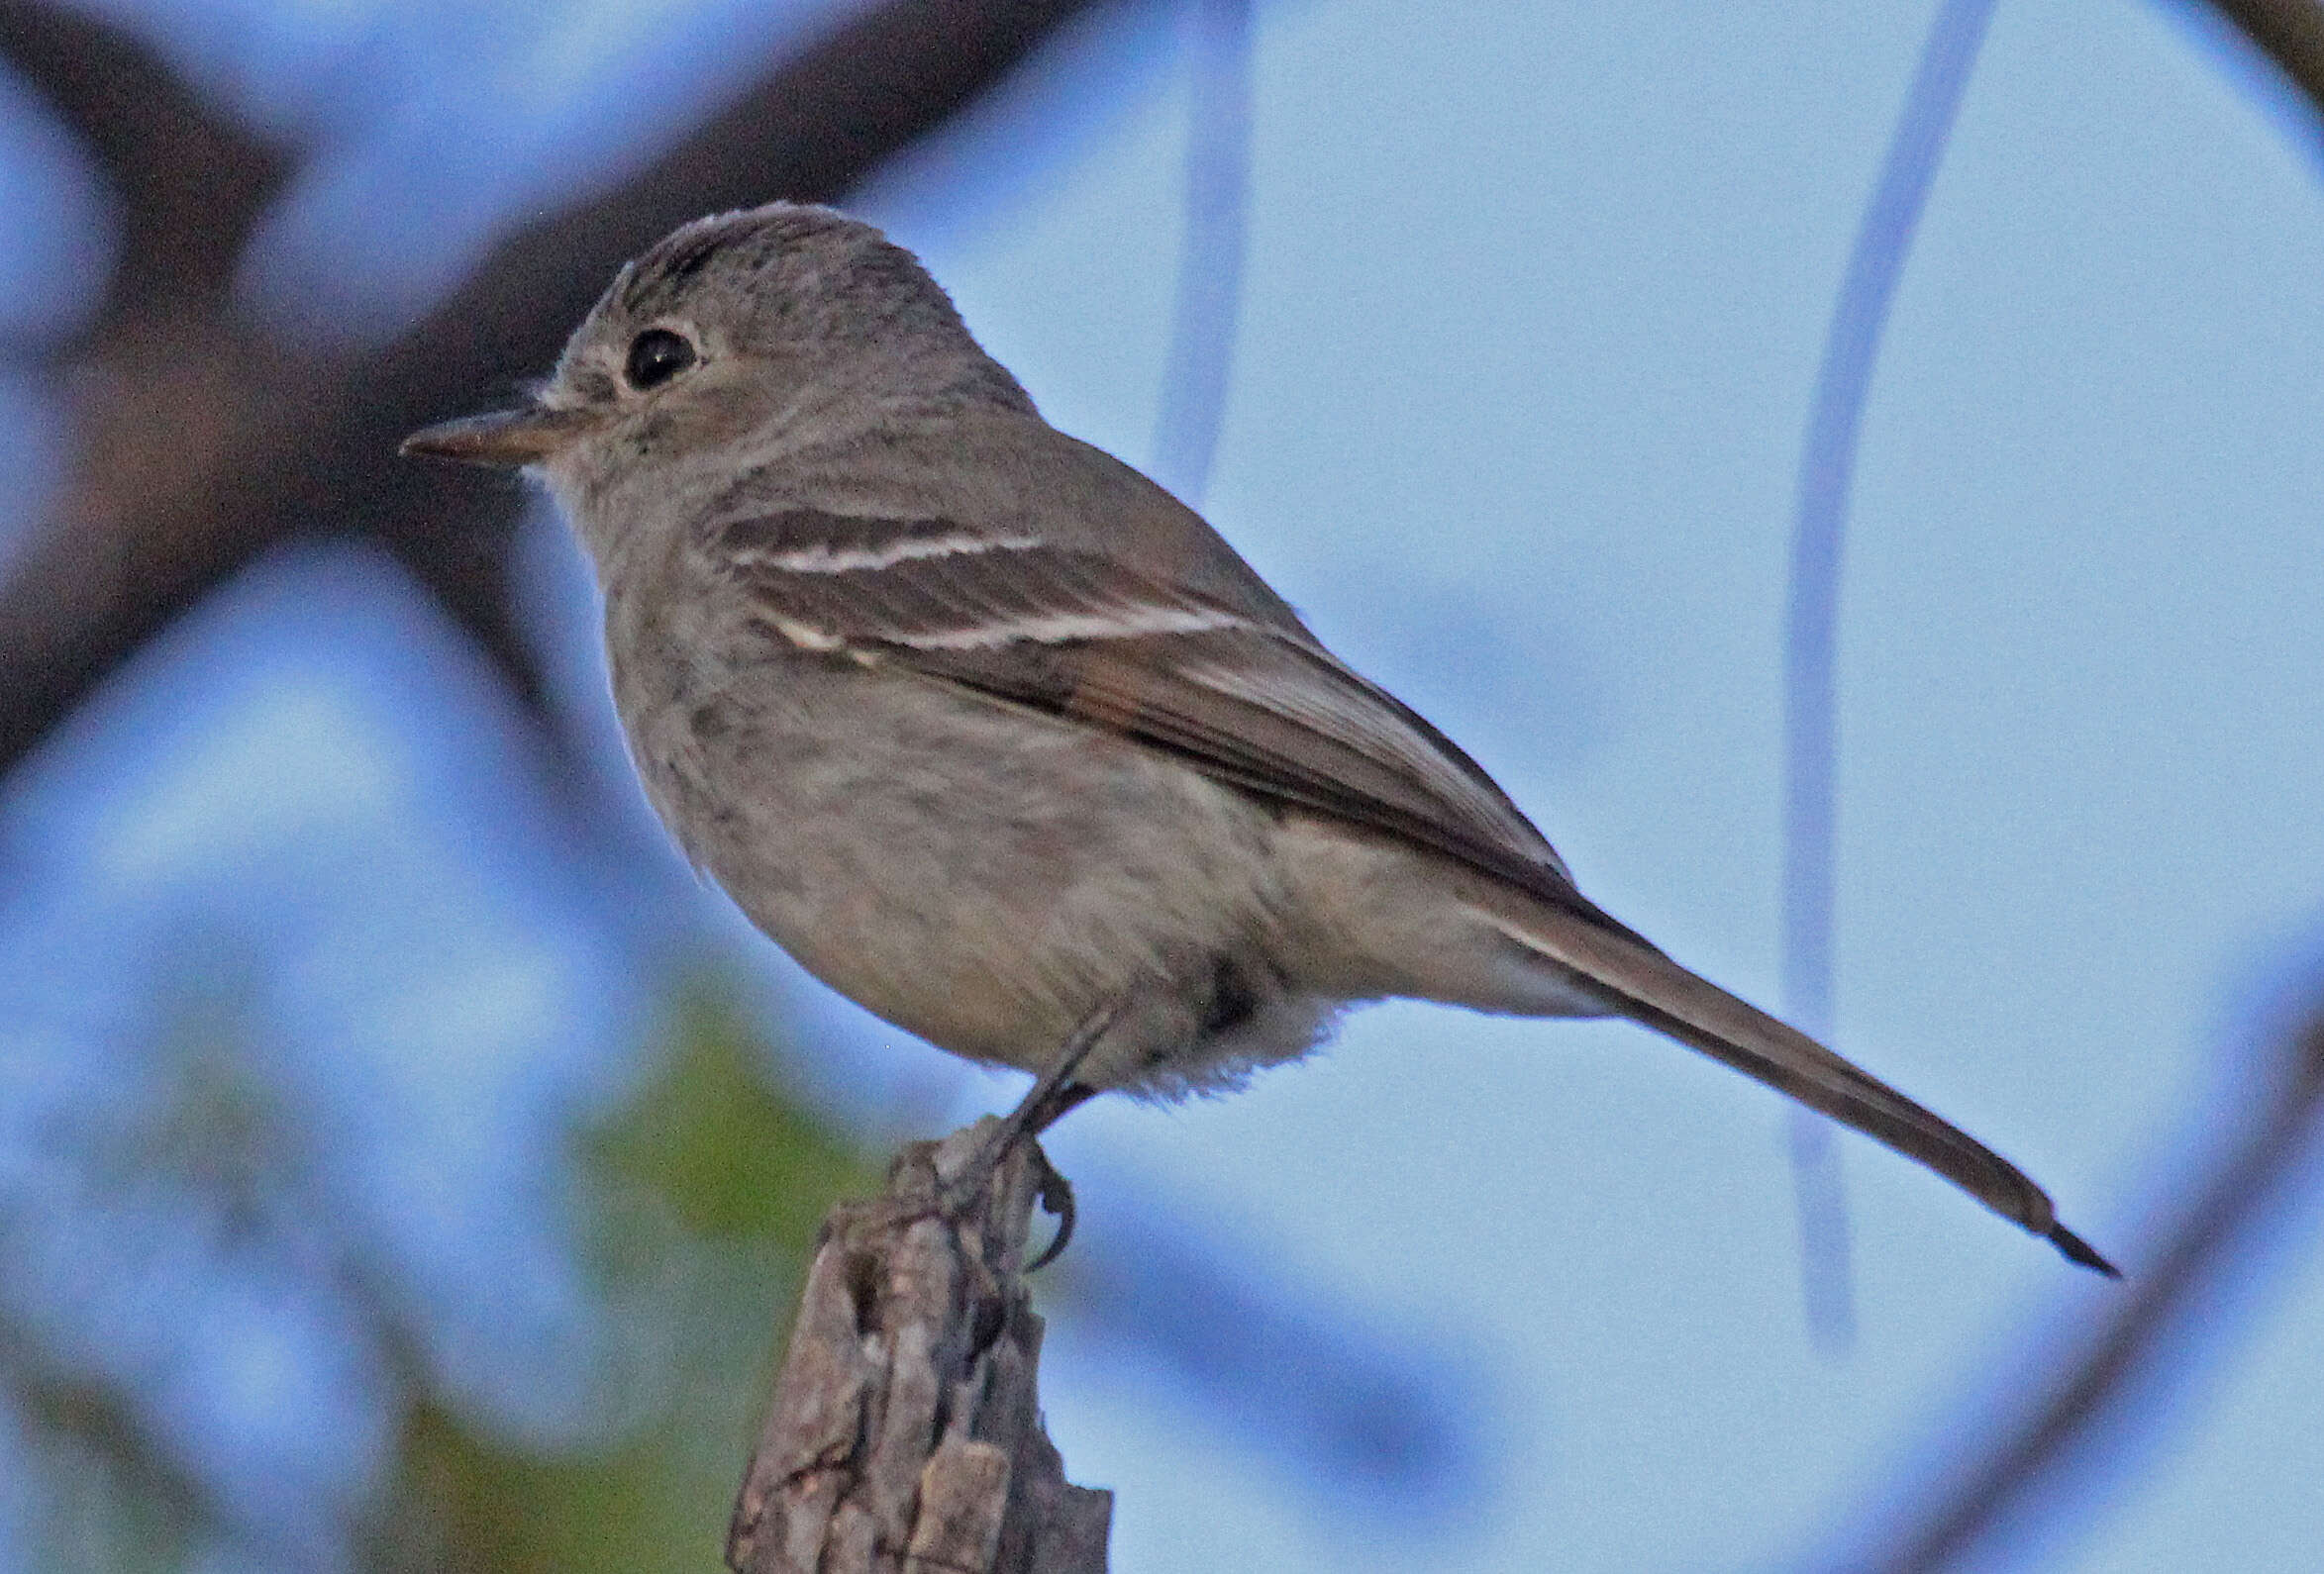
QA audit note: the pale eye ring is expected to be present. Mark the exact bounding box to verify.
[624,327,697,392]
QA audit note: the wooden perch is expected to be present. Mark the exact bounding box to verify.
[729,1120,1110,1574]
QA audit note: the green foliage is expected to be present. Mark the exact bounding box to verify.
[371,969,878,1573]
[4,962,878,1573]
[585,975,870,1246]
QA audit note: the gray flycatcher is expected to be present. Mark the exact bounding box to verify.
[403,201,2112,1275]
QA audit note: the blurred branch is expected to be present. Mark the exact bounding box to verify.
[1064,1192,1484,1512]
[1150,0,1250,506]
[1844,1003,2324,1573]
[1808,3,2324,1564]
[0,0,290,331]
[1780,0,1997,1356]
[0,0,1122,788]
[727,1121,1109,1574]
[2204,0,2324,124]
[0,1325,207,1553]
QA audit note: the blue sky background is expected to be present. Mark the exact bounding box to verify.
[3,1,2324,1569]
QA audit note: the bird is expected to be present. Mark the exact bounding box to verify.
[402,200,2114,1276]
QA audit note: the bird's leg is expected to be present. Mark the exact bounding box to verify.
[945,1001,1118,1270]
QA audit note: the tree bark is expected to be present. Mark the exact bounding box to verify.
[729,1121,1110,1574]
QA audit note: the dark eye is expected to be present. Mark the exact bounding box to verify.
[624,327,696,391]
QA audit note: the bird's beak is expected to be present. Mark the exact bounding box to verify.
[399,403,598,468]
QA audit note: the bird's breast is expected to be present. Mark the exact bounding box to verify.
[609,636,1316,1085]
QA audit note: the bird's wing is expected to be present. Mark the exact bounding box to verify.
[710,507,1638,939]
[708,508,2116,1273]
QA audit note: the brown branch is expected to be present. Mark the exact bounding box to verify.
[0,0,1122,782]
[728,1121,1110,1574]
[0,1,291,328]
[2204,0,2324,128]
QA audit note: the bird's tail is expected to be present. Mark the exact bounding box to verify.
[1474,895,2116,1276]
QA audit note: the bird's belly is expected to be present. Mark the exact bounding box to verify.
[638,666,1305,1085]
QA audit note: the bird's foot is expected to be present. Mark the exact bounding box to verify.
[940,1003,1116,1269]
[1025,1142,1077,1273]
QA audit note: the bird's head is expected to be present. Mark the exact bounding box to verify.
[400,202,1031,511]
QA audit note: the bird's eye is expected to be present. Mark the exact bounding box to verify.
[624,327,697,391]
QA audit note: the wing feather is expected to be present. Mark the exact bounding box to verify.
[715,510,1636,936]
